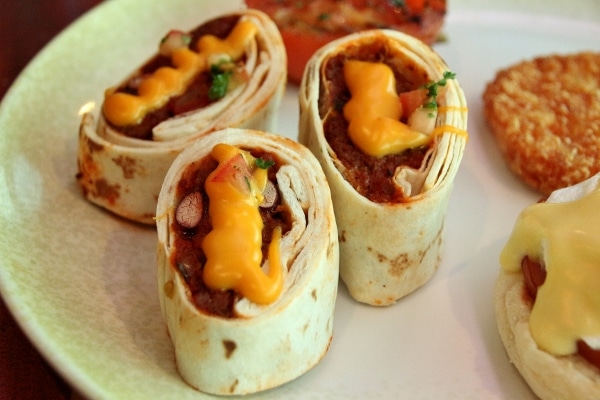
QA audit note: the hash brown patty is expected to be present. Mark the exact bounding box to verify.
[483,52,600,195]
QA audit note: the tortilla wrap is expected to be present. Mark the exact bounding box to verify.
[299,30,468,305]
[77,9,286,224]
[156,128,339,395]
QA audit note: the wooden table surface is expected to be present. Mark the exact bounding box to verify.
[0,2,103,398]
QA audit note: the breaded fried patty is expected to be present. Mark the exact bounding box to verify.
[483,52,600,195]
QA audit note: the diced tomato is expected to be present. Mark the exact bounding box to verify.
[209,153,251,194]
[399,88,428,120]
[280,29,341,84]
[405,0,426,15]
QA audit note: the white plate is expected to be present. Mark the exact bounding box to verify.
[0,0,598,399]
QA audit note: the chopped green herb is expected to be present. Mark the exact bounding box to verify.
[208,64,232,100]
[255,158,275,169]
[422,71,456,109]
[390,0,405,7]
[424,100,438,109]
[244,176,251,191]
[318,13,330,21]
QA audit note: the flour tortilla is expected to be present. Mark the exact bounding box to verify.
[77,8,286,224]
[495,175,600,400]
[156,128,338,395]
[299,29,468,305]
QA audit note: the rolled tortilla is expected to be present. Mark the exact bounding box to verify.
[156,128,339,395]
[77,9,286,224]
[299,30,468,305]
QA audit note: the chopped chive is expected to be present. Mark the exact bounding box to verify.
[422,71,456,109]
[255,158,275,169]
[208,64,232,100]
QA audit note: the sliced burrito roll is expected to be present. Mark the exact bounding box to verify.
[77,9,286,224]
[299,30,468,306]
[156,128,339,395]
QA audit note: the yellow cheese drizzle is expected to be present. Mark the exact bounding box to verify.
[343,60,430,157]
[437,105,467,114]
[499,188,600,355]
[201,143,283,305]
[103,20,257,127]
[342,61,469,157]
[432,124,469,139]
[435,106,470,141]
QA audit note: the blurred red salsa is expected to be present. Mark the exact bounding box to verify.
[245,0,446,84]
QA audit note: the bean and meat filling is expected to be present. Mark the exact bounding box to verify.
[106,15,241,140]
[170,149,292,318]
[319,40,433,203]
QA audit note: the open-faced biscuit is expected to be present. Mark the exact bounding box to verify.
[495,174,600,400]
[495,269,600,400]
[483,52,600,195]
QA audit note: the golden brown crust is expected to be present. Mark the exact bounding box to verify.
[483,52,600,195]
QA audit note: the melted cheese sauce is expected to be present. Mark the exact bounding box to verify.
[201,143,283,305]
[343,60,430,157]
[342,60,468,157]
[499,188,600,355]
[103,20,257,127]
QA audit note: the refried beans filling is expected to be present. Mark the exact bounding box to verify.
[170,149,292,318]
[319,40,433,203]
[106,15,242,140]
